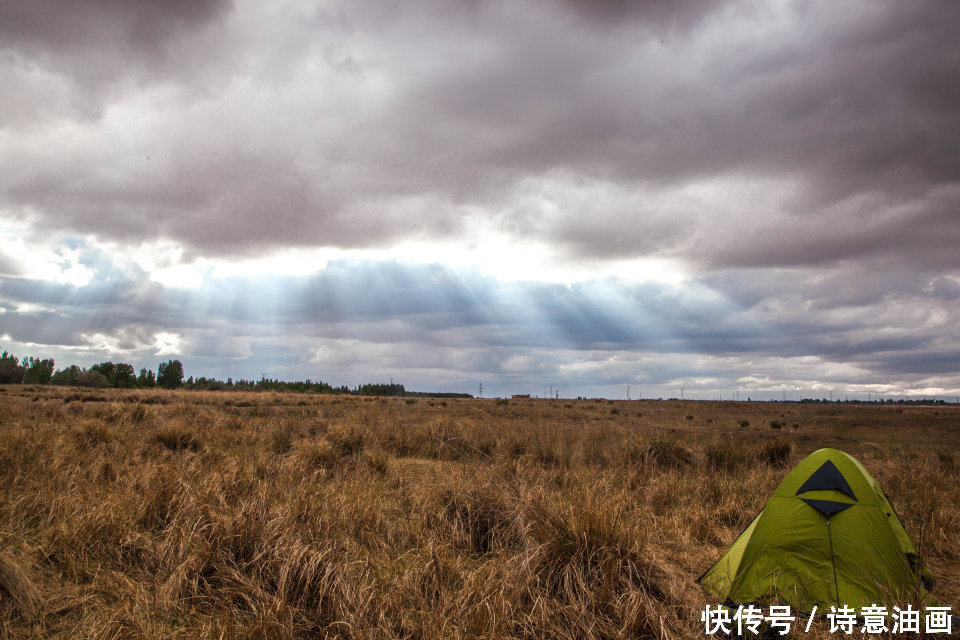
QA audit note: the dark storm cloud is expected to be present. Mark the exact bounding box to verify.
[2,0,957,269]
[0,0,228,47]
[0,0,232,123]
[556,0,716,28]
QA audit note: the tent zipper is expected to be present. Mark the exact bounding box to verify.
[826,518,840,607]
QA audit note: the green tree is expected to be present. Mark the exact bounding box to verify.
[91,361,116,385]
[0,351,25,383]
[23,357,55,384]
[78,369,110,387]
[114,363,136,388]
[137,368,156,388]
[91,361,137,388]
[50,365,83,386]
[157,360,184,389]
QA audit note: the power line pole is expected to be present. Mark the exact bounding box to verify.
[478,382,483,398]
[626,385,630,401]
[680,385,684,401]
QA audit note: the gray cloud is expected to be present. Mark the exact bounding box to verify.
[1,0,958,396]
[0,0,955,268]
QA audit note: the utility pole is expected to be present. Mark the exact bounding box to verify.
[681,385,684,401]
[626,385,630,401]
[478,382,483,398]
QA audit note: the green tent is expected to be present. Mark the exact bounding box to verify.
[698,448,933,611]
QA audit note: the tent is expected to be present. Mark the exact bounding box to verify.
[698,448,933,611]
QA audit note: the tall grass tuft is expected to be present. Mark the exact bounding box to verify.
[625,437,693,469]
[154,422,202,452]
[0,551,44,617]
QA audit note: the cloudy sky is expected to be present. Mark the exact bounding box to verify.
[1,0,958,399]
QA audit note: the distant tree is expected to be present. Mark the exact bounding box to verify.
[114,363,136,388]
[49,365,109,387]
[0,351,25,383]
[358,382,406,396]
[93,361,137,388]
[157,360,184,389]
[78,369,110,388]
[50,365,83,386]
[23,357,55,384]
[137,367,156,388]
[91,362,116,385]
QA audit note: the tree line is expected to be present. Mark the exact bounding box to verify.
[0,350,185,389]
[0,349,471,397]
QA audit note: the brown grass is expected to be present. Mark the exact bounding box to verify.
[0,386,957,638]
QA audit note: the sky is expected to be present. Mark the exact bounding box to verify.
[1,0,959,400]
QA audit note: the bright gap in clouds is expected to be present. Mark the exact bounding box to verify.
[0,220,94,287]
[126,233,690,289]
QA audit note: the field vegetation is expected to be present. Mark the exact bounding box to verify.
[0,386,958,638]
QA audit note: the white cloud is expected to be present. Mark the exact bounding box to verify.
[155,332,182,355]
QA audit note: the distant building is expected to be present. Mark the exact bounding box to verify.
[512,394,531,399]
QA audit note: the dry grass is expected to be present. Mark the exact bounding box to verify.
[0,386,957,638]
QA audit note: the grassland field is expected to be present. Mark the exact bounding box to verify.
[0,385,958,639]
